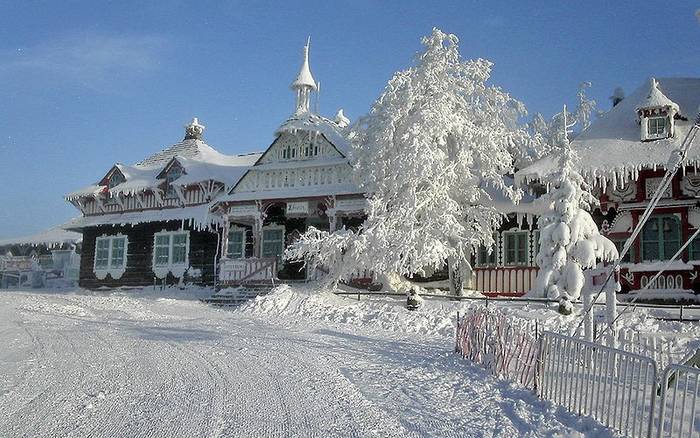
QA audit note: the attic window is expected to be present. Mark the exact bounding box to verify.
[647,116,668,138]
[165,166,183,199]
[108,173,125,189]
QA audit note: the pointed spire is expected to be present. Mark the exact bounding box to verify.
[291,37,317,113]
[184,117,205,140]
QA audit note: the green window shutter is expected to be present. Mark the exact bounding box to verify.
[154,234,171,266]
[110,238,125,267]
[227,230,245,259]
[95,239,110,268]
[641,215,680,261]
[262,229,284,258]
[172,233,188,264]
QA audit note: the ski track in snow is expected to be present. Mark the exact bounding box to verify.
[0,290,613,437]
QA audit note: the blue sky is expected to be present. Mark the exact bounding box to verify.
[0,1,698,239]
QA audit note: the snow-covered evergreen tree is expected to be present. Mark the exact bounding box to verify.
[287,28,534,294]
[528,106,618,313]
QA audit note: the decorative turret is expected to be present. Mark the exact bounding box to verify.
[290,37,317,114]
[184,117,205,140]
[635,78,678,141]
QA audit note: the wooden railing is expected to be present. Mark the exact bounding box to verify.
[218,257,277,286]
[474,266,539,296]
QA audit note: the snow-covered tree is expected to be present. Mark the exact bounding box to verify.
[527,106,618,313]
[287,28,535,295]
[574,81,597,131]
[527,81,601,157]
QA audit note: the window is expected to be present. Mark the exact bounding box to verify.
[503,231,529,266]
[612,238,634,263]
[108,172,125,189]
[641,215,680,261]
[227,228,246,259]
[152,231,189,267]
[165,166,183,199]
[262,227,284,259]
[647,116,667,137]
[94,235,128,275]
[477,234,498,266]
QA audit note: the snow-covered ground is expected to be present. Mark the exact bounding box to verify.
[0,286,623,437]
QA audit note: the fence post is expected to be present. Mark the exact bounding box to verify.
[455,311,460,353]
[582,290,594,342]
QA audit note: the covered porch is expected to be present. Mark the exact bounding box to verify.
[217,196,366,287]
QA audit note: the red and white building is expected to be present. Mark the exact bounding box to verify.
[515,77,700,297]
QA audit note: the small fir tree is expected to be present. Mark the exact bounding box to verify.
[528,106,618,314]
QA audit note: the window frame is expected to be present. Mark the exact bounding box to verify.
[93,234,128,277]
[611,237,634,263]
[646,116,667,138]
[476,234,498,267]
[641,215,680,262]
[152,230,190,269]
[502,230,529,266]
[164,166,183,199]
[226,226,246,259]
[261,225,285,259]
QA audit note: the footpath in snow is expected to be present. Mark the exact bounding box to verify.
[1,285,625,437]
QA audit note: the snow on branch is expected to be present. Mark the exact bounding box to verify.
[528,106,618,313]
[288,28,538,292]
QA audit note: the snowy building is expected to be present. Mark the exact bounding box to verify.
[64,119,262,288]
[63,41,361,289]
[210,40,365,284]
[517,77,700,295]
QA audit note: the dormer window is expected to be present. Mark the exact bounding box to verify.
[108,172,125,189]
[636,78,679,142]
[165,166,183,199]
[647,116,668,138]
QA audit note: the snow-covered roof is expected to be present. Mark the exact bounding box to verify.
[635,78,679,113]
[478,177,551,225]
[138,138,236,167]
[517,78,700,189]
[62,205,221,231]
[0,225,82,247]
[66,127,262,201]
[276,111,351,155]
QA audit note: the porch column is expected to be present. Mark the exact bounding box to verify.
[221,216,230,259]
[327,196,338,232]
[328,208,338,232]
[254,201,265,258]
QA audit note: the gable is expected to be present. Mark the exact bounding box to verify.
[99,165,125,186]
[258,131,344,165]
[156,158,185,180]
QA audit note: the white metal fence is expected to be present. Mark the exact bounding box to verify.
[657,364,700,437]
[539,331,658,437]
[455,307,699,438]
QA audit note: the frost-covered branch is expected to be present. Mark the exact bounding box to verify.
[288,28,537,293]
